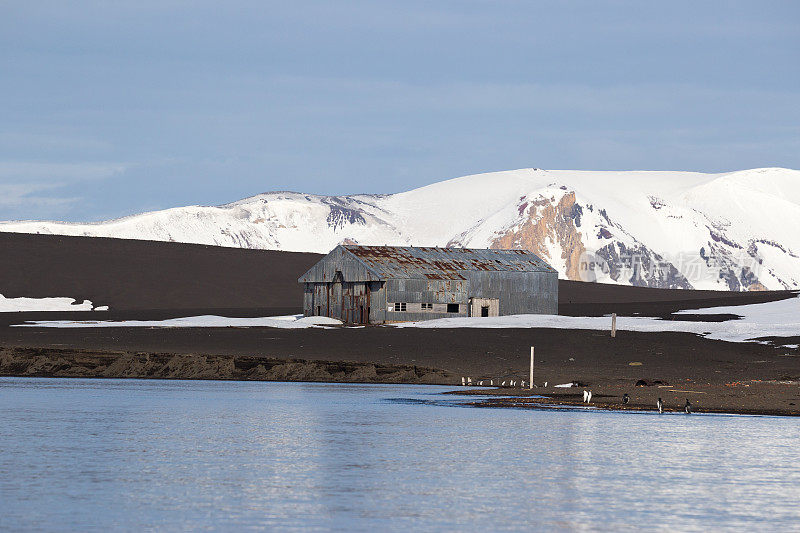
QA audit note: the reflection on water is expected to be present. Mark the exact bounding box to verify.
[0,378,799,531]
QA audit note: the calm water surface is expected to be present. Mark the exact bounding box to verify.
[1,378,799,531]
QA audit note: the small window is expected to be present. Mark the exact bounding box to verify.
[392,302,407,312]
[421,303,433,311]
[447,303,460,313]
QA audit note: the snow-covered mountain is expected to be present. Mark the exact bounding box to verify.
[3,167,800,291]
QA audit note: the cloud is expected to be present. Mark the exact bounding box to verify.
[0,183,77,211]
[0,161,126,221]
[0,161,126,181]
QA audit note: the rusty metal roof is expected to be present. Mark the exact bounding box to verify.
[343,245,556,280]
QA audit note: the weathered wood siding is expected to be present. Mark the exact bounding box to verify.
[300,245,559,324]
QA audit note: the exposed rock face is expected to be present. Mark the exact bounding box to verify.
[491,192,587,281]
[326,206,366,230]
[700,231,771,291]
[489,191,695,289]
[595,242,692,289]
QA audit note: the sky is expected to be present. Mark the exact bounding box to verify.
[1,1,798,222]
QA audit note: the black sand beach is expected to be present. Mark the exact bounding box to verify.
[1,232,798,416]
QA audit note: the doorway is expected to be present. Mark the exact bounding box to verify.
[470,297,499,317]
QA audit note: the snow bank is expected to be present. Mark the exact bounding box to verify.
[394,295,800,344]
[0,294,103,312]
[13,314,340,329]
[11,296,800,343]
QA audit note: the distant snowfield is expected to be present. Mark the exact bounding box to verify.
[0,294,107,312]
[3,167,800,291]
[13,314,339,329]
[12,296,800,344]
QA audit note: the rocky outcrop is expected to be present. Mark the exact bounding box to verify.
[491,192,587,280]
[489,192,695,289]
[0,347,453,384]
[595,242,692,289]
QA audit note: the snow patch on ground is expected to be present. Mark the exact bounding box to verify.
[11,296,800,343]
[395,295,800,344]
[13,314,341,329]
[0,294,104,312]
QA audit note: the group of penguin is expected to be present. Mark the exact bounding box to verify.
[585,390,693,414]
[656,397,692,414]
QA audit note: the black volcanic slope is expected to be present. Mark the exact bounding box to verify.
[0,232,794,315]
[0,232,321,312]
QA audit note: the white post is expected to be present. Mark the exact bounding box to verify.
[611,313,617,338]
[529,346,534,389]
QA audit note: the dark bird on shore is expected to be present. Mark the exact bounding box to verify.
[622,393,629,405]
[657,398,663,414]
[684,399,692,414]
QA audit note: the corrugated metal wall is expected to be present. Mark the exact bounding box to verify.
[384,278,469,322]
[304,280,383,324]
[300,246,558,323]
[467,270,558,315]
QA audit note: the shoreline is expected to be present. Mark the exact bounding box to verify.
[448,385,800,417]
[2,346,798,417]
[0,347,453,385]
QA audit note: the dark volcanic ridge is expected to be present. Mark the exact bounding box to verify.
[1,231,794,315]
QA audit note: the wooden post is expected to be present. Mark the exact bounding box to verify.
[611,313,617,338]
[529,346,534,389]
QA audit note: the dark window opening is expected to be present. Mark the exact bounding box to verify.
[316,306,321,316]
[421,303,433,311]
[481,306,489,317]
[447,303,459,313]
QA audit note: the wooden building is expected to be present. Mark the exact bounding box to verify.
[298,245,558,324]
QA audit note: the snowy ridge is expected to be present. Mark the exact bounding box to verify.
[2,167,799,290]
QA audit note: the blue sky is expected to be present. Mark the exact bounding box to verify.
[1,1,798,222]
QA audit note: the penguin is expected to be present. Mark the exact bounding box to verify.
[587,391,592,403]
[657,397,663,414]
[583,390,589,403]
[544,381,548,388]
[684,399,692,414]
[622,393,629,405]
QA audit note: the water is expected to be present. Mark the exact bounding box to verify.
[1,378,799,531]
